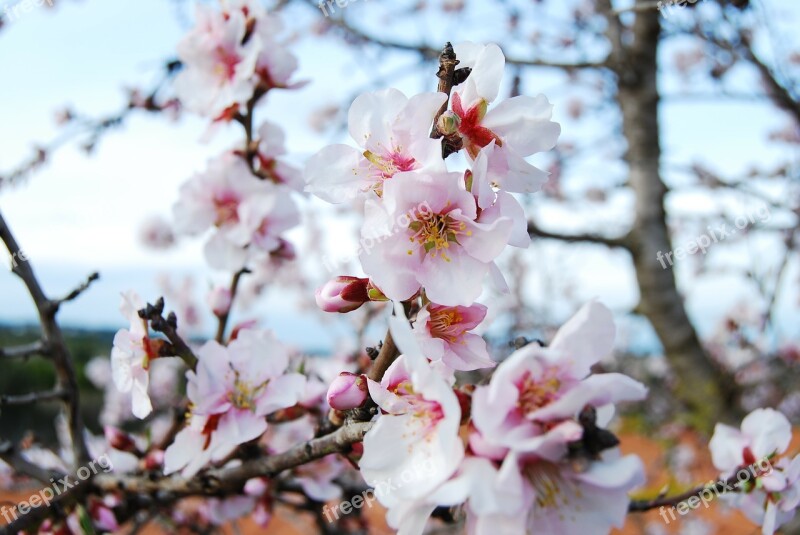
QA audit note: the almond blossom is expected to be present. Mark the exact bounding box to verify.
[450,42,561,193]
[709,408,800,535]
[469,301,648,461]
[175,1,299,119]
[110,291,160,419]
[412,301,495,372]
[305,88,447,202]
[173,153,299,271]
[360,352,464,507]
[359,170,520,305]
[164,329,305,477]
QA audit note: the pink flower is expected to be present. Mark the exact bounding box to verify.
[413,302,495,372]
[175,1,299,119]
[174,3,261,118]
[164,329,305,477]
[173,153,299,271]
[360,316,464,507]
[253,121,303,191]
[111,291,162,419]
[326,372,368,410]
[359,170,517,306]
[305,88,447,202]
[450,42,560,193]
[710,408,800,535]
[470,301,647,461]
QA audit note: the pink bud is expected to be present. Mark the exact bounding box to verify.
[326,372,368,410]
[315,276,370,313]
[104,426,137,453]
[244,477,269,497]
[144,449,165,470]
[207,286,233,317]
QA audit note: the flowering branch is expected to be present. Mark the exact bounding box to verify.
[93,422,373,497]
[138,297,198,370]
[628,472,743,512]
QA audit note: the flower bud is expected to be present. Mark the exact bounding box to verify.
[207,286,232,317]
[326,372,368,410]
[315,276,369,313]
[104,426,137,453]
[437,110,461,136]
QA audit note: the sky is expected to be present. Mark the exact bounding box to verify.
[0,0,797,352]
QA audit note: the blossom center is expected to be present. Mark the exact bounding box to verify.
[408,212,468,262]
[524,462,570,509]
[213,192,240,226]
[363,150,417,195]
[517,370,562,415]
[214,45,241,81]
[429,307,466,343]
[229,374,268,411]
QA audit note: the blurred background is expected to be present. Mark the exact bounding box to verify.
[1,0,798,533]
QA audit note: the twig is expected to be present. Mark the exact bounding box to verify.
[93,422,373,497]
[0,440,62,484]
[214,268,249,344]
[53,272,100,311]
[629,472,744,512]
[0,389,68,406]
[0,340,48,360]
[430,42,459,139]
[527,220,630,249]
[140,298,198,370]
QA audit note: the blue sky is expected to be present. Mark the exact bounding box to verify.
[0,0,797,352]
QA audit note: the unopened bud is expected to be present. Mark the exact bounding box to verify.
[437,110,461,136]
[326,372,368,410]
[207,286,232,317]
[315,276,370,313]
[104,426,137,453]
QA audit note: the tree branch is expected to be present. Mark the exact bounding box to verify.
[0,389,68,407]
[629,472,743,512]
[214,268,249,344]
[527,220,630,248]
[0,210,90,467]
[0,340,48,360]
[93,422,373,497]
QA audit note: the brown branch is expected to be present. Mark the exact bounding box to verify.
[366,330,399,383]
[93,422,372,497]
[140,298,198,370]
[0,440,61,484]
[527,220,630,249]
[53,271,100,311]
[0,210,90,467]
[214,268,248,344]
[322,16,605,70]
[0,389,68,407]
[629,472,744,512]
[0,340,48,360]
[430,42,459,139]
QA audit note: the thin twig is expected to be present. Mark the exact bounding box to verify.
[214,268,249,344]
[0,340,48,360]
[0,389,68,406]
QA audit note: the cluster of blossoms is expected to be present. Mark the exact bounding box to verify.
[91,16,800,534]
[307,43,649,533]
[172,0,303,271]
